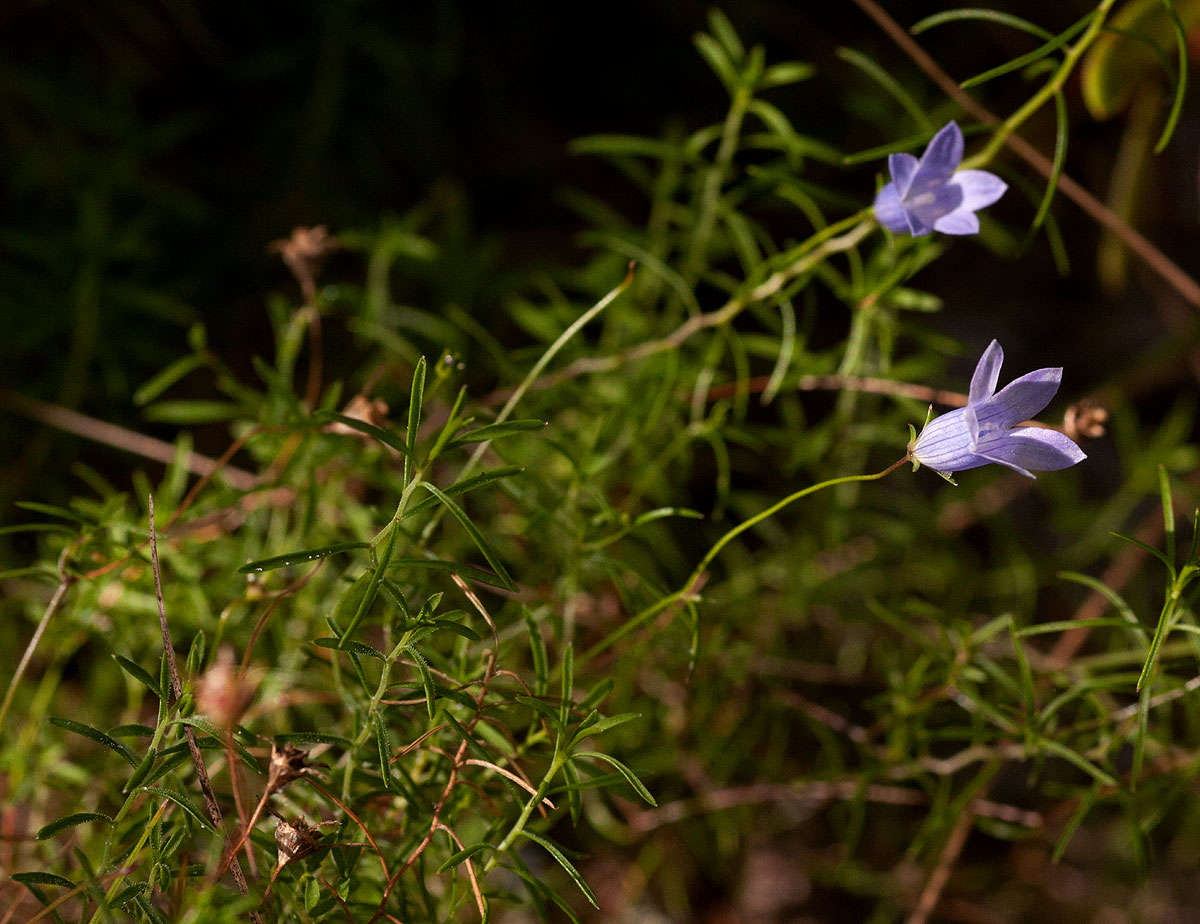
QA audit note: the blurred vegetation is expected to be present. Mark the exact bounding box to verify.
[5,1,1200,921]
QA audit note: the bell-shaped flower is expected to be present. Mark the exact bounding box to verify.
[910,340,1086,479]
[873,121,1007,236]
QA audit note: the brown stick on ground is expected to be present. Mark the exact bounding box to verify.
[849,0,1200,309]
[149,494,262,923]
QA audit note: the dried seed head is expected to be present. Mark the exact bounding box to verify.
[1063,400,1108,441]
[195,647,256,729]
[273,816,322,874]
[270,225,339,298]
[267,742,321,795]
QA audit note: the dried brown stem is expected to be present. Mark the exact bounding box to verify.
[907,800,980,924]
[0,389,257,490]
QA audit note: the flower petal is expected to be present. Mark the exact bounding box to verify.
[908,182,963,229]
[968,340,1003,406]
[911,407,990,473]
[911,121,963,188]
[873,182,910,233]
[933,208,979,235]
[949,169,1007,211]
[888,152,919,197]
[977,427,1086,478]
[975,367,1062,429]
[904,208,933,237]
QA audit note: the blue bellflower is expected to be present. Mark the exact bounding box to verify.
[910,340,1086,479]
[873,122,1007,236]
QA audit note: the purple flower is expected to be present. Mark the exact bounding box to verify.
[872,122,1007,236]
[910,340,1086,479]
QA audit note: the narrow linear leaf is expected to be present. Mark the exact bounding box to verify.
[911,8,1054,40]
[575,751,656,805]
[1032,90,1067,229]
[405,356,426,486]
[437,843,494,873]
[312,638,385,661]
[1155,0,1188,152]
[238,541,369,574]
[419,483,516,590]
[113,655,163,699]
[49,717,138,767]
[402,466,524,520]
[447,419,547,448]
[316,412,412,458]
[402,644,436,719]
[517,830,599,908]
[140,787,216,832]
[12,871,75,888]
[36,813,113,839]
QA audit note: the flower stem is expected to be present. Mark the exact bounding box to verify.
[579,455,910,665]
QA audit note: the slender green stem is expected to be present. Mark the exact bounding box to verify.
[966,0,1117,168]
[684,85,751,283]
[579,455,909,665]
[481,754,564,874]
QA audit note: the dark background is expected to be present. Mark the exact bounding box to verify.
[1,0,1194,505]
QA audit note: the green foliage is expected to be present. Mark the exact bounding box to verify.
[4,4,1200,921]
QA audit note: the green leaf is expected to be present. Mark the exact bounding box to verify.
[316,412,412,458]
[143,400,242,425]
[1160,464,1177,565]
[575,751,656,805]
[437,843,494,873]
[133,355,206,406]
[836,47,931,131]
[1032,90,1067,229]
[525,608,549,697]
[401,466,524,519]
[373,712,396,792]
[36,812,113,839]
[15,501,89,524]
[140,787,216,832]
[911,8,1054,40]
[517,831,599,908]
[405,356,426,486]
[12,871,75,888]
[759,61,815,89]
[402,645,436,720]
[113,654,163,699]
[1111,530,1175,577]
[49,717,138,767]
[960,11,1095,89]
[312,637,385,661]
[238,541,369,574]
[419,483,516,590]
[446,419,546,448]
[273,732,350,747]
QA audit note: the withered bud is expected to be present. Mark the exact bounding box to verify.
[324,394,391,441]
[273,816,322,874]
[270,226,339,298]
[195,647,256,729]
[1063,400,1108,441]
[267,742,321,795]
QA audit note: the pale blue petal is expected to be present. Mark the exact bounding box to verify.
[933,208,979,235]
[912,407,990,473]
[907,182,963,229]
[904,208,933,237]
[975,367,1062,429]
[873,182,909,233]
[911,121,963,188]
[889,152,919,197]
[949,169,1007,211]
[977,427,1086,478]
[968,340,1003,406]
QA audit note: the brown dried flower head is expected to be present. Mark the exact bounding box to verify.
[270,225,339,298]
[1062,400,1109,441]
[195,646,256,729]
[267,742,321,795]
[273,816,322,874]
